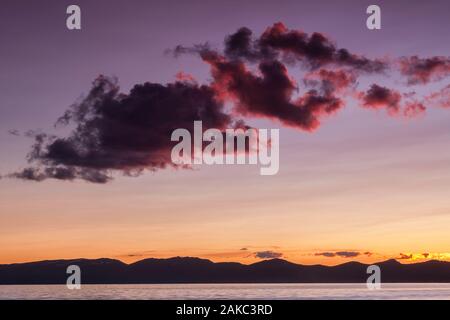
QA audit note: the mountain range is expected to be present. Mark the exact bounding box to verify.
[0,257,449,284]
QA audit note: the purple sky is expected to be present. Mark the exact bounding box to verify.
[1,0,450,167]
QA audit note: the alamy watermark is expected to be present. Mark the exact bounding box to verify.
[66,265,81,290]
[171,121,280,175]
[366,5,381,30]
[366,265,381,290]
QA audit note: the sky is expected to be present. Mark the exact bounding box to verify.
[0,0,450,265]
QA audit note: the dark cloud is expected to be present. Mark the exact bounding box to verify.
[397,253,413,260]
[359,84,426,117]
[254,251,283,259]
[171,24,391,131]
[314,252,336,258]
[224,27,272,62]
[10,23,450,183]
[400,56,450,85]
[8,167,45,182]
[335,251,360,258]
[224,23,387,72]
[304,69,357,95]
[9,166,75,182]
[203,53,343,130]
[11,75,235,183]
[315,251,361,258]
[360,84,402,113]
[171,24,395,132]
[240,248,248,251]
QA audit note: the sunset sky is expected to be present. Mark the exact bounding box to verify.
[1,0,449,266]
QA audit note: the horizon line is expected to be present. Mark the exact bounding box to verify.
[1,255,447,267]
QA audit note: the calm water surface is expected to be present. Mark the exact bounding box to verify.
[0,283,449,300]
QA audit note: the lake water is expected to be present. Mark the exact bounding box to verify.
[0,283,449,299]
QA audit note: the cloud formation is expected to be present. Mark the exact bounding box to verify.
[202,52,343,130]
[359,84,426,117]
[314,251,373,258]
[360,84,402,113]
[397,253,414,260]
[425,84,450,108]
[314,252,337,258]
[9,22,450,183]
[400,56,450,84]
[254,251,283,259]
[224,23,387,72]
[11,76,235,182]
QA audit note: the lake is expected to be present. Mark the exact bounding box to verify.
[0,283,449,299]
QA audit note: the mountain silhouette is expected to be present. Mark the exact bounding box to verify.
[0,257,448,284]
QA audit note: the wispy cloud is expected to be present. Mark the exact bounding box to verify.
[254,251,283,259]
[314,251,374,258]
